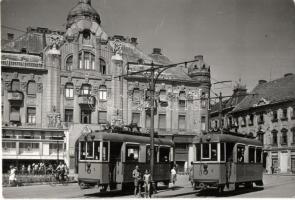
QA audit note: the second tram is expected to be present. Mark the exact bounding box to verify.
[192,133,263,192]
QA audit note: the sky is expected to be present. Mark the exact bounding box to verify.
[1,0,295,96]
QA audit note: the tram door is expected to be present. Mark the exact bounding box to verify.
[225,143,235,184]
[109,142,122,188]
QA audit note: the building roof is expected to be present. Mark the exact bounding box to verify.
[210,85,247,115]
[232,74,295,113]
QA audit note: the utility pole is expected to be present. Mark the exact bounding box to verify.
[149,61,155,192]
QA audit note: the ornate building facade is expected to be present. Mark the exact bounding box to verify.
[1,0,211,173]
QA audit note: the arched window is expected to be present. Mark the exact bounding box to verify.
[27,81,36,95]
[272,130,278,145]
[100,58,106,75]
[65,55,73,71]
[78,51,95,70]
[99,85,107,101]
[81,84,91,95]
[65,83,74,98]
[11,79,20,91]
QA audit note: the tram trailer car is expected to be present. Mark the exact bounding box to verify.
[77,131,174,192]
[192,133,263,192]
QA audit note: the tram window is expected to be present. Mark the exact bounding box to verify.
[211,143,217,161]
[94,141,100,160]
[126,144,139,162]
[220,143,225,161]
[249,146,255,163]
[146,145,158,163]
[159,147,170,162]
[80,142,86,160]
[196,144,201,161]
[202,143,210,159]
[256,148,262,163]
[102,142,108,161]
[86,141,93,158]
[237,145,245,163]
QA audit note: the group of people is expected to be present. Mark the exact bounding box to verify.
[132,165,178,198]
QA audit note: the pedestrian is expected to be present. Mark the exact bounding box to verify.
[271,165,274,174]
[27,164,31,175]
[171,166,177,189]
[143,169,151,198]
[189,162,194,187]
[9,166,17,186]
[21,164,26,175]
[132,165,141,197]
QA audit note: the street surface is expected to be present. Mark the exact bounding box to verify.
[2,174,295,198]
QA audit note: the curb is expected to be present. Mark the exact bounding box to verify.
[3,181,78,187]
[263,173,295,176]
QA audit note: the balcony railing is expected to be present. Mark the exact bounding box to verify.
[1,59,44,69]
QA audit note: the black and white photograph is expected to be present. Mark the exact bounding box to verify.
[1,0,295,198]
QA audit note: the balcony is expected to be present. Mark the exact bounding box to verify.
[1,59,44,70]
[78,95,96,105]
[7,91,24,101]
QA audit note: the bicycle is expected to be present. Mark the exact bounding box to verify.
[49,170,69,186]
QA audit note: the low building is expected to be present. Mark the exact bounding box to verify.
[231,74,295,174]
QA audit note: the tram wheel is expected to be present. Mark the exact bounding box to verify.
[245,182,253,189]
[218,185,224,193]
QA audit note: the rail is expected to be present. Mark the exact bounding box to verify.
[1,59,44,69]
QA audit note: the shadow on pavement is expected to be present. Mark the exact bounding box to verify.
[195,186,264,197]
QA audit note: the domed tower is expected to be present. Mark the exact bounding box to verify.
[188,55,211,85]
[66,0,101,28]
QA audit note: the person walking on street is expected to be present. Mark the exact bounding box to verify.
[27,164,31,175]
[171,166,177,189]
[189,162,194,187]
[143,169,151,198]
[9,166,17,186]
[132,165,141,197]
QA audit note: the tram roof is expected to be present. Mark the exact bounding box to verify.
[192,133,262,146]
[79,131,174,146]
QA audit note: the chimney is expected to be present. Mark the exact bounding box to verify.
[258,80,267,84]
[130,37,138,46]
[152,48,162,55]
[194,55,203,61]
[284,73,293,77]
[7,33,14,41]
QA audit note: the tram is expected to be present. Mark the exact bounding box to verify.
[192,132,263,192]
[77,129,173,192]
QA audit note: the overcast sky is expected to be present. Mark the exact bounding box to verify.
[2,0,295,96]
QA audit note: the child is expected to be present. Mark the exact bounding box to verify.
[143,169,151,198]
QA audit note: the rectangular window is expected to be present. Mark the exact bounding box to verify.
[249,114,254,126]
[159,147,170,163]
[256,148,262,163]
[241,116,246,127]
[126,144,139,162]
[2,142,16,151]
[132,89,141,102]
[211,143,217,161]
[272,110,278,122]
[27,107,36,124]
[282,108,288,120]
[132,113,140,125]
[102,142,108,161]
[94,141,100,160]
[237,145,245,163]
[98,111,107,124]
[202,143,210,159]
[258,113,264,124]
[178,115,186,130]
[19,142,39,154]
[196,144,201,161]
[178,100,186,108]
[81,109,91,124]
[99,90,107,100]
[86,141,93,158]
[201,116,206,131]
[49,143,63,154]
[10,106,20,122]
[249,146,255,163]
[64,109,73,122]
[146,112,151,128]
[220,143,225,161]
[158,114,166,130]
[65,86,74,98]
[80,142,86,160]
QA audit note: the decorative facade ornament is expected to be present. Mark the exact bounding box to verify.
[75,86,80,95]
[127,90,133,99]
[47,112,62,128]
[20,82,27,91]
[5,81,11,90]
[47,33,65,49]
[30,73,35,80]
[92,86,99,95]
[101,78,106,85]
[67,76,72,82]
[13,72,18,79]
[37,83,43,93]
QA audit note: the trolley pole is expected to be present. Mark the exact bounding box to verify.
[219,92,223,134]
[149,62,156,194]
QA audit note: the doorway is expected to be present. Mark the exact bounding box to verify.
[109,142,122,189]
